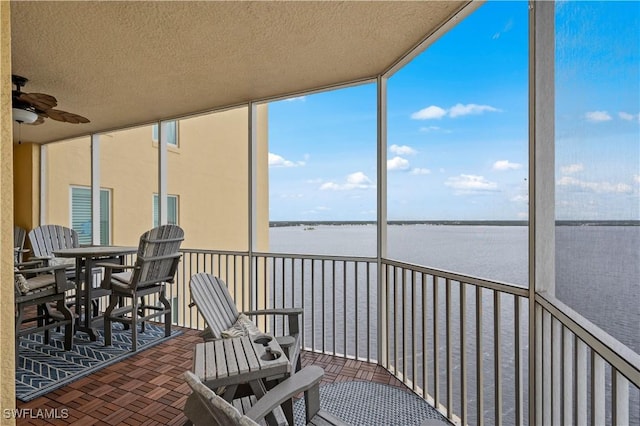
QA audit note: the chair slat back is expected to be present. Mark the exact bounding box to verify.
[14,226,26,250]
[28,225,79,258]
[190,273,240,338]
[130,224,184,289]
[14,226,27,263]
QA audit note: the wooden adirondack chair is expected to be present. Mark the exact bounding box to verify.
[14,225,28,263]
[14,264,75,360]
[189,273,303,373]
[183,367,346,426]
[101,225,184,351]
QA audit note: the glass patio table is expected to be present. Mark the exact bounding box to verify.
[53,245,137,340]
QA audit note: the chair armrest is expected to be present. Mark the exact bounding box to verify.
[244,366,324,422]
[95,262,137,269]
[15,259,43,268]
[243,308,303,335]
[28,255,52,264]
[98,263,138,289]
[14,264,69,275]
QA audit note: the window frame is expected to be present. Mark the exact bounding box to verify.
[152,120,179,147]
[69,185,112,245]
[152,193,179,227]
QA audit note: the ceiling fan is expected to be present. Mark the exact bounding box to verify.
[12,74,90,125]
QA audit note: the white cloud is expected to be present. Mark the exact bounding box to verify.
[511,194,529,203]
[557,176,633,193]
[285,96,306,102]
[410,168,431,175]
[634,175,640,184]
[419,126,441,132]
[387,156,411,171]
[411,105,447,120]
[492,160,523,171]
[560,163,584,174]
[492,19,513,39]
[448,103,501,118]
[619,111,640,122]
[585,111,612,122]
[389,144,417,156]
[320,172,375,191]
[445,174,498,192]
[411,103,501,120]
[517,212,528,219]
[268,152,305,168]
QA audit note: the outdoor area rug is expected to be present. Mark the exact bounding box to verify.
[16,323,181,402]
[293,381,450,425]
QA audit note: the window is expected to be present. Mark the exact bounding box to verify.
[152,121,178,146]
[71,187,111,245]
[153,194,179,227]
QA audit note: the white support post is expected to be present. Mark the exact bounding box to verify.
[158,121,169,226]
[529,2,555,425]
[39,144,47,225]
[91,134,101,245]
[248,103,258,310]
[376,75,388,366]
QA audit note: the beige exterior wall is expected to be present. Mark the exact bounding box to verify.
[39,106,269,252]
[13,143,39,232]
[1,0,16,421]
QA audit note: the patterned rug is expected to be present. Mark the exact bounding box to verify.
[293,381,450,425]
[16,323,181,402]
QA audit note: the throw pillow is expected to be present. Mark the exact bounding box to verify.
[48,257,76,267]
[14,268,30,294]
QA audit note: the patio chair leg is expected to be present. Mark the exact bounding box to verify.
[139,297,146,334]
[40,305,51,344]
[56,298,74,350]
[15,305,25,361]
[159,290,171,337]
[103,295,118,346]
[131,296,138,352]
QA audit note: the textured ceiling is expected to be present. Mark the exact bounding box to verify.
[10,1,470,144]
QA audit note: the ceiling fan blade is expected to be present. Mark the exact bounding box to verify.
[18,92,58,111]
[45,109,90,124]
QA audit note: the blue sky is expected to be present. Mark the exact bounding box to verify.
[267,1,639,221]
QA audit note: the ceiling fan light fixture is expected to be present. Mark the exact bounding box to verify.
[12,108,38,124]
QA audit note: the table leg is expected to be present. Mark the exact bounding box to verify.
[79,257,99,341]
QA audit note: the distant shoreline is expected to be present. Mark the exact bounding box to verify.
[270,220,640,227]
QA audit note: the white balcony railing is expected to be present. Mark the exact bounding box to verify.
[149,248,640,425]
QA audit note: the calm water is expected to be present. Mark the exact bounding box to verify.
[271,224,639,352]
[270,224,640,423]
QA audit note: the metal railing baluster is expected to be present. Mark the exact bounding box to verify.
[494,290,502,426]
[476,286,484,426]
